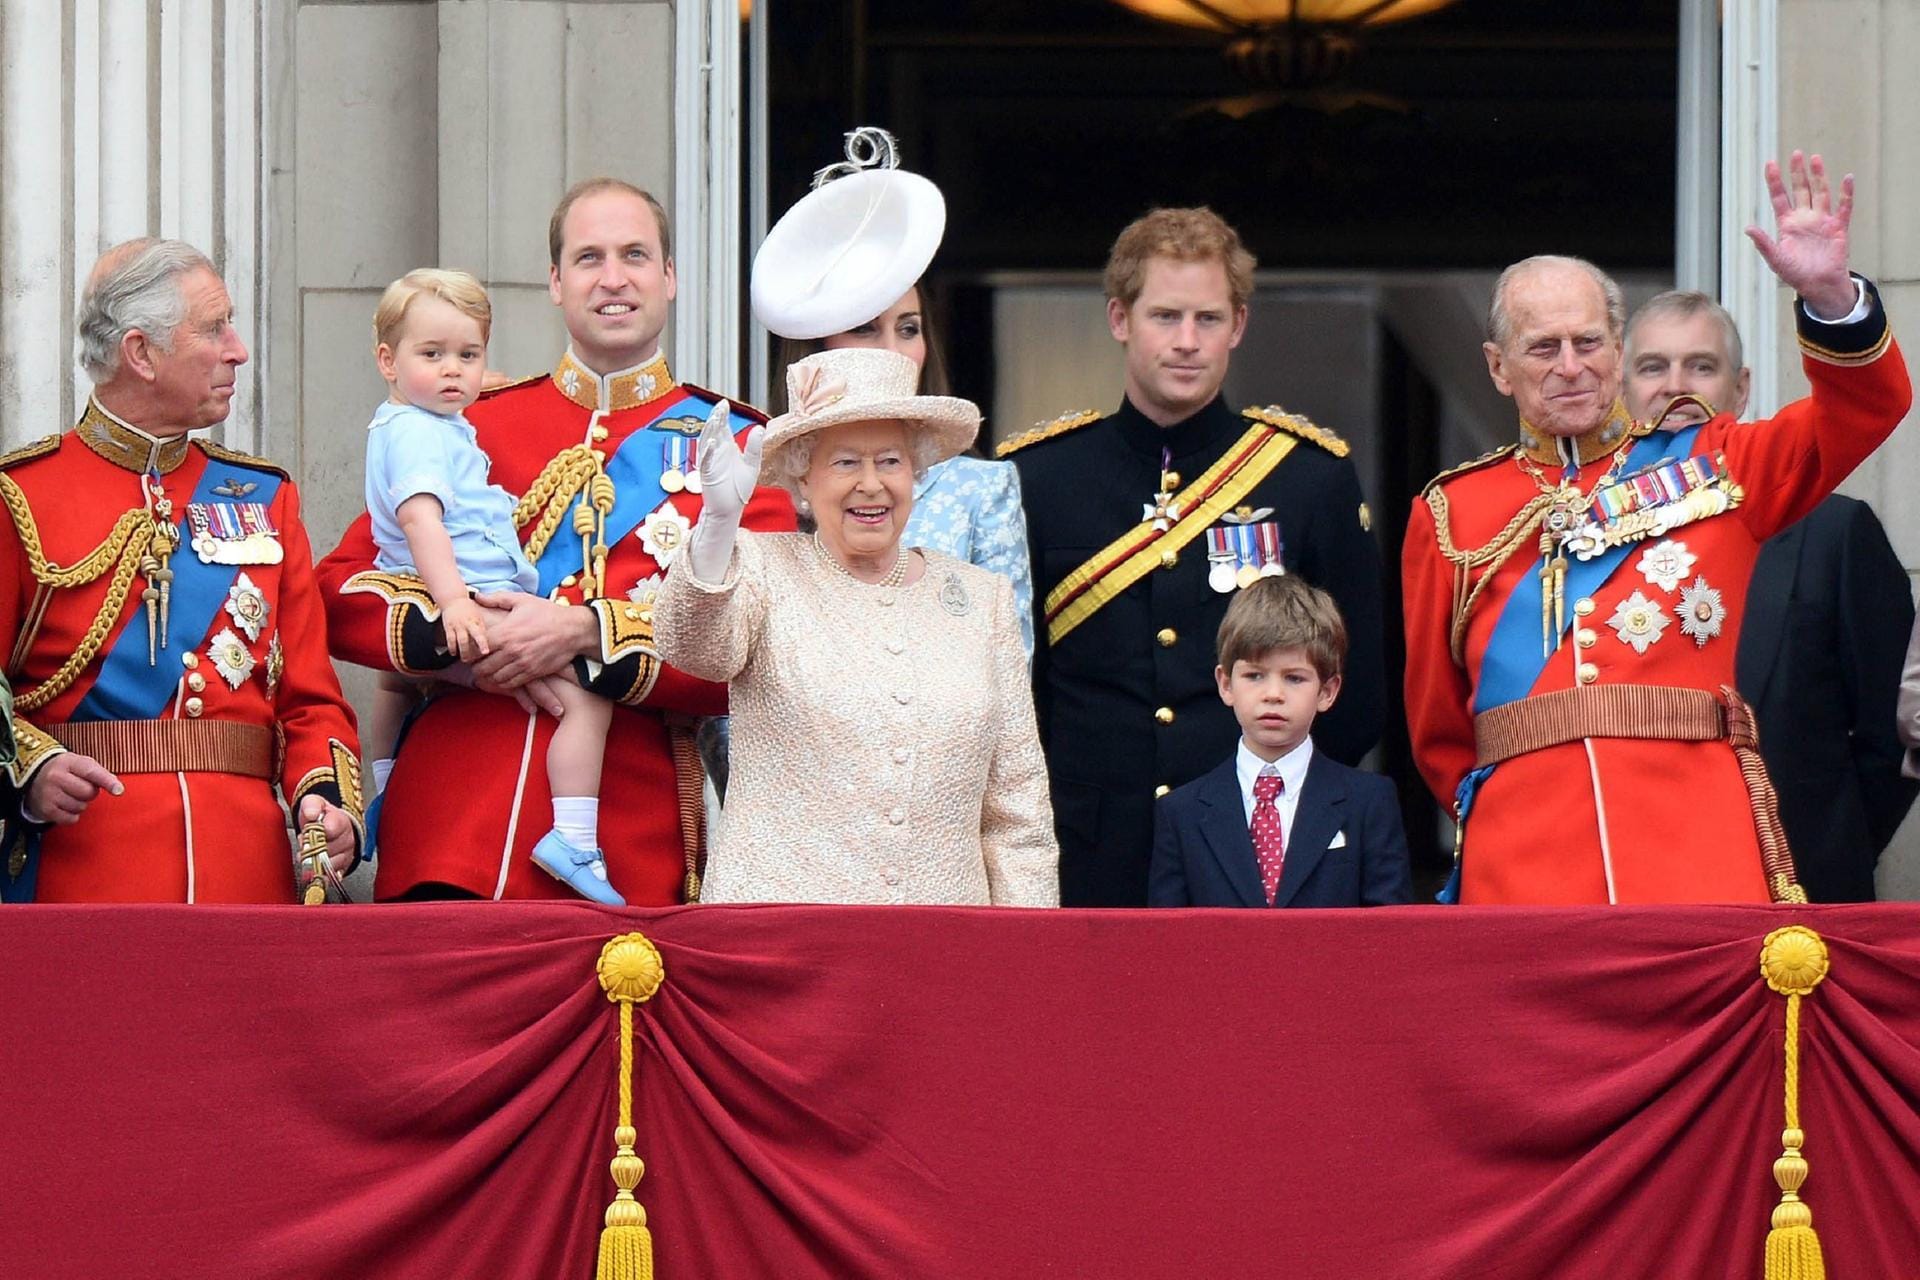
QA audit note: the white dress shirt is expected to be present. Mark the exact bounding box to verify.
[1235,735,1314,848]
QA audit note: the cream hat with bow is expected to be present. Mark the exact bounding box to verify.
[760,348,980,487]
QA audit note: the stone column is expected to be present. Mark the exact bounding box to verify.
[0,0,264,450]
[1773,0,1920,895]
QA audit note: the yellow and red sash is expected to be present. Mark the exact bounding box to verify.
[1043,423,1299,647]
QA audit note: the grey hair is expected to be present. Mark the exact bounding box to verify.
[75,238,218,382]
[1486,254,1626,347]
[1625,289,1744,370]
[770,422,943,496]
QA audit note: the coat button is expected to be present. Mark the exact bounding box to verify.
[1156,628,1177,648]
[879,590,896,607]
[562,574,579,588]
[184,696,204,718]
[590,425,610,442]
[1154,706,1174,725]
[1576,662,1599,685]
[186,672,206,693]
[182,652,199,670]
[1162,471,1181,490]
[1575,628,1597,648]
[894,689,913,705]
[892,747,910,765]
[1154,784,1170,798]
[886,639,905,655]
[887,808,906,826]
[1574,597,1596,618]
[1159,549,1178,569]
[882,867,900,885]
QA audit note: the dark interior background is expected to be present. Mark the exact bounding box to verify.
[760,0,1683,888]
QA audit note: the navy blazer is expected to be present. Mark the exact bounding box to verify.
[1148,749,1412,908]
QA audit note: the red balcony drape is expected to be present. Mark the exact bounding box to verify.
[6,902,1920,1278]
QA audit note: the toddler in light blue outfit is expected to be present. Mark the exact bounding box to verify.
[363,268,621,905]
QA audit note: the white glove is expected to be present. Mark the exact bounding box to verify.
[688,399,763,584]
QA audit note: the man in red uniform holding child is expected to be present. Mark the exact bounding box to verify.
[319,178,794,903]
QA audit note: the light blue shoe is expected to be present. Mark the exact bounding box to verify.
[530,830,626,906]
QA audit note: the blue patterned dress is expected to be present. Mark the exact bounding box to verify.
[904,456,1035,658]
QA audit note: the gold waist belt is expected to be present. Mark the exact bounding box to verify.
[1471,685,1757,769]
[43,719,275,779]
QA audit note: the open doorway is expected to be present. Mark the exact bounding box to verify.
[759,1,1687,884]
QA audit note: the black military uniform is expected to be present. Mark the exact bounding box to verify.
[1006,392,1385,907]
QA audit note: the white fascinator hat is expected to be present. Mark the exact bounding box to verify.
[750,127,947,342]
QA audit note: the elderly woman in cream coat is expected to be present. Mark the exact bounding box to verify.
[656,347,1058,906]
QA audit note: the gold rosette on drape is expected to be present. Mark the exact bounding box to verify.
[595,932,666,1279]
[1759,925,1831,1279]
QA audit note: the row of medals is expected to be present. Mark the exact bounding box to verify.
[659,438,702,496]
[1143,467,1285,595]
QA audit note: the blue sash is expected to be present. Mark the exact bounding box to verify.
[1444,423,1704,902]
[532,390,759,595]
[1471,424,1703,714]
[72,459,282,722]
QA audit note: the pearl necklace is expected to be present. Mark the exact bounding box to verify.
[813,532,908,588]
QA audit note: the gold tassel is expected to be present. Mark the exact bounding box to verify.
[595,933,667,1280]
[1759,926,1830,1280]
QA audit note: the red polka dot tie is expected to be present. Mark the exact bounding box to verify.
[1252,770,1286,906]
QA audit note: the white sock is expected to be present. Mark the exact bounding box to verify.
[371,758,395,795]
[553,796,600,852]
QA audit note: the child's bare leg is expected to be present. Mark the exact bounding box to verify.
[546,678,613,799]
[545,677,614,861]
[527,676,622,903]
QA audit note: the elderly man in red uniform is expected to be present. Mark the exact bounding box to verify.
[1,238,363,903]
[1405,152,1912,905]
[318,178,793,903]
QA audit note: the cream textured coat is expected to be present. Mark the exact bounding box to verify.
[657,531,1059,906]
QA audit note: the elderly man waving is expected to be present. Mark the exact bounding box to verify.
[1,238,363,902]
[1404,152,1912,905]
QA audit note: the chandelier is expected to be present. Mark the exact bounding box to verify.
[1113,0,1457,88]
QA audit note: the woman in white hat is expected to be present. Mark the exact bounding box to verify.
[654,347,1059,906]
[753,132,1035,657]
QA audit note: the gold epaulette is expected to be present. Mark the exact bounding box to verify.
[995,409,1101,458]
[477,371,549,399]
[1241,406,1349,458]
[678,382,770,426]
[198,439,290,480]
[1420,443,1516,497]
[0,435,60,470]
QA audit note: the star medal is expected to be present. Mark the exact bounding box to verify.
[627,573,665,605]
[225,572,269,642]
[1607,591,1669,655]
[207,627,256,690]
[1677,577,1725,647]
[264,632,284,696]
[638,505,693,566]
[1636,540,1696,594]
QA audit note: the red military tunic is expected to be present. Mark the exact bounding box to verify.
[1,401,364,903]
[318,350,795,903]
[1405,288,1911,904]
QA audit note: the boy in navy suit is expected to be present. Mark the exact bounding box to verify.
[1149,576,1412,908]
